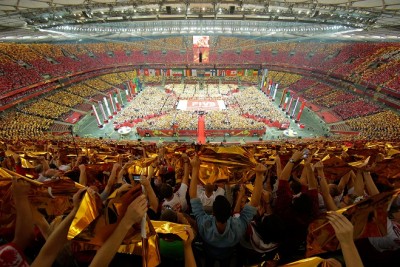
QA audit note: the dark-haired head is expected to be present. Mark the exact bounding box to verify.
[160,208,178,223]
[292,193,313,217]
[160,183,174,200]
[290,179,302,195]
[213,195,231,223]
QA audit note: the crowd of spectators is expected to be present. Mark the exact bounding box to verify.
[66,84,99,98]
[85,77,114,92]
[346,110,400,140]
[20,99,71,120]
[135,110,199,130]
[0,42,399,96]
[0,111,53,139]
[332,99,382,120]
[288,78,317,92]
[234,87,289,123]
[0,138,398,267]
[302,83,333,100]
[45,91,85,108]
[205,109,265,130]
[114,87,177,125]
[313,90,357,108]
[268,71,302,88]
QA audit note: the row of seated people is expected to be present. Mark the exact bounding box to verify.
[332,99,382,120]
[240,76,258,83]
[45,90,85,108]
[301,83,334,100]
[0,139,399,267]
[312,90,357,108]
[269,71,302,88]
[346,110,400,140]
[287,77,317,92]
[19,99,71,120]
[141,76,163,84]
[66,83,101,98]
[0,82,58,106]
[215,36,257,50]
[48,122,72,133]
[1,42,399,95]
[0,111,53,139]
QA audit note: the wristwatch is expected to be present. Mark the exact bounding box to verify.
[289,158,295,164]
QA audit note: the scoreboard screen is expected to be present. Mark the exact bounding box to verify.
[193,36,209,63]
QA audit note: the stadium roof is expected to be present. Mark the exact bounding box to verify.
[0,0,399,42]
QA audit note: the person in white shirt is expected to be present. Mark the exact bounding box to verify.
[160,153,191,212]
[197,183,225,214]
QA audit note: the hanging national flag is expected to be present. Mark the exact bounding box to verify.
[172,69,183,77]
[192,69,197,77]
[237,69,244,76]
[218,69,226,76]
[226,70,237,76]
[210,69,217,76]
[155,69,161,76]
[113,91,121,111]
[144,69,149,76]
[184,69,191,77]
[148,69,156,76]
[253,69,259,76]
[282,91,291,110]
[204,69,211,77]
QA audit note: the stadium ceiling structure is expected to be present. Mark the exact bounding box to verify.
[0,0,399,42]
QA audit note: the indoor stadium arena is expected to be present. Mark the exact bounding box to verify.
[0,1,399,267]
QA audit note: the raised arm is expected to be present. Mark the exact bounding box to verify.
[275,154,282,180]
[78,164,87,186]
[305,161,317,190]
[11,178,33,251]
[315,161,338,211]
[337,171,352,194]
[89,195,148,267]
[31,187,87,267]
[363,171,379,196]
[280,150,303,181]
[140,164,159,212]
[189,155,200,199]
[39,156,50,173]
[250,163,267,207]
[100,163,120,200]
[353,170,365,197]
[327,211,364,267]
[184,227,197,267]
[233,184,246,214]
[181,153,190,187]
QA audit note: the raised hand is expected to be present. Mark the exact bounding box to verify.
[122,194,148,226]
[327,211,354,244]
[12,178,31,198]
[255,163,267,174]
[190,155,201,169]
